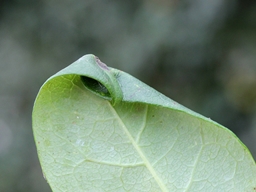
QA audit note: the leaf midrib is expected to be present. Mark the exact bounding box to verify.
[108,102,169,192]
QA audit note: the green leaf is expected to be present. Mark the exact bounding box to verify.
[32,54,256,191]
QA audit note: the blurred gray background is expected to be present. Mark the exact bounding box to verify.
[1,0,256,191]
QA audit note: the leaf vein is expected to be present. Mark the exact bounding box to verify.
[108,102,169,192]
[136,104,148,143]
[185,124,204,191]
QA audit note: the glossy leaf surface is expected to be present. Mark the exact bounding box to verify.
[32,54,256,191]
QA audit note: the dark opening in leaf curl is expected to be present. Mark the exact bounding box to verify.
[80,76,111,100]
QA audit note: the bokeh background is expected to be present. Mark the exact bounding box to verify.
[1,0,256,191]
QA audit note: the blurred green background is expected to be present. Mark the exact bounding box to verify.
[1,0,256,191]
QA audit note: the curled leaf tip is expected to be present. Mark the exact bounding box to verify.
[77,55,123,106]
